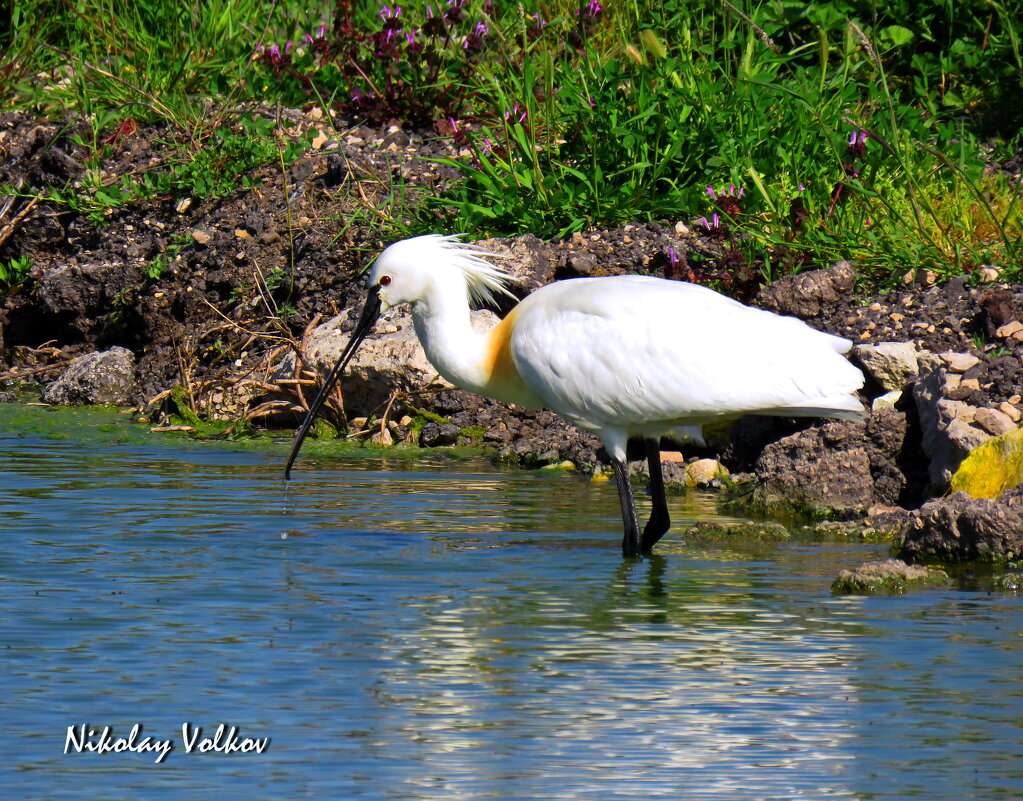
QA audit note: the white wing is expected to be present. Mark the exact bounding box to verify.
[510,276,864,431]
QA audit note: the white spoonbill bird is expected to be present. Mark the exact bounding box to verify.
[286,234,865,557]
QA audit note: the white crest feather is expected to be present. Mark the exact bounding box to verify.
[426,234,517,307]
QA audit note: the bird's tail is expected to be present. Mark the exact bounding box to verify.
[762,396,867,421]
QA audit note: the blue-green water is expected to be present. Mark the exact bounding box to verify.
[2,405,1022,800]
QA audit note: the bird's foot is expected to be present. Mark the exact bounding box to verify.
[640,514,670,552]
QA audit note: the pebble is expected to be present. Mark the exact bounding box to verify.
[974,407,1017,436]
[996,321,1023,338]
[871,390,903,411]
[999,402,1022,423]
[940,351,980,373]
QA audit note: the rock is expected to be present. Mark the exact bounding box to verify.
[939,351,981,373]
[895,489,1023,563]
[996,320,1023,338]
[42,347,136,405]
[1001,402,1022,422]
[754,260,855,318]
[863,505,912,539]
[973,407,1016,436]
[949,425,1023,498]
[980,288,1015,336]
[752,421,875,516]
[993,572,1023,592]
[913,366,992,488]
[831,559,949,594]
[563,251,600,276]
[368,428,394,447]
[871,389,903,411]
[419,421,460,447]
[852,341,919,390]
[681,520,790,543]
[684,458,728,487]
[274,307,498,418]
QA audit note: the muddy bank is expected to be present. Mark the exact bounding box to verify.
[3,109,1023,557]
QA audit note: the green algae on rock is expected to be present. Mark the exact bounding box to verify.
[681,519,791,543]
[832,559,949,595]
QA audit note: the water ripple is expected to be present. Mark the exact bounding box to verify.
[1,414,1022,800]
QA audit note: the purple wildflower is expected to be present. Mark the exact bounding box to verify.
[700,213,721,231]
[462,21,489,52]
[847,129,869,159]
[504,103,527,124]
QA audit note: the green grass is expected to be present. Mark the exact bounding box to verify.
[2,0,1021,291]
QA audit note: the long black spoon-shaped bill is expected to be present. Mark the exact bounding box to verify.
[284,284,382,480]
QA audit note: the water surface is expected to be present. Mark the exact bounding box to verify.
[2,404,1022,800]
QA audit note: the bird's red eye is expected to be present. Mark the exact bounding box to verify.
[379,275,392,286]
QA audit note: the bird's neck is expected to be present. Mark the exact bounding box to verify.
[411,281,544,408]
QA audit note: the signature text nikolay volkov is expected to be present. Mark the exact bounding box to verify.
[64,723,270,764]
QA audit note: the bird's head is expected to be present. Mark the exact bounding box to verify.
[368,234,515,311]
[284,234,514,479]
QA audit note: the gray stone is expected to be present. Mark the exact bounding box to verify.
[913,367,992,488]
[754,260,856,318]
[895,490,1023,563]
[681,520,790,542]
[752,421,875,515]
[419,422,461,447]
[831,559,949,594]
[42,347,136,406]
[853,341,919,391]
[563,251,600,276]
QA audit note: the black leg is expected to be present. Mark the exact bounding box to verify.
[642,438,671,551]
[612,457,642,557]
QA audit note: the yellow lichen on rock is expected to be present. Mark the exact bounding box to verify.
[949,424,1023,498]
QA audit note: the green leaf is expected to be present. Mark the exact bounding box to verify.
[879,26,915,47]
